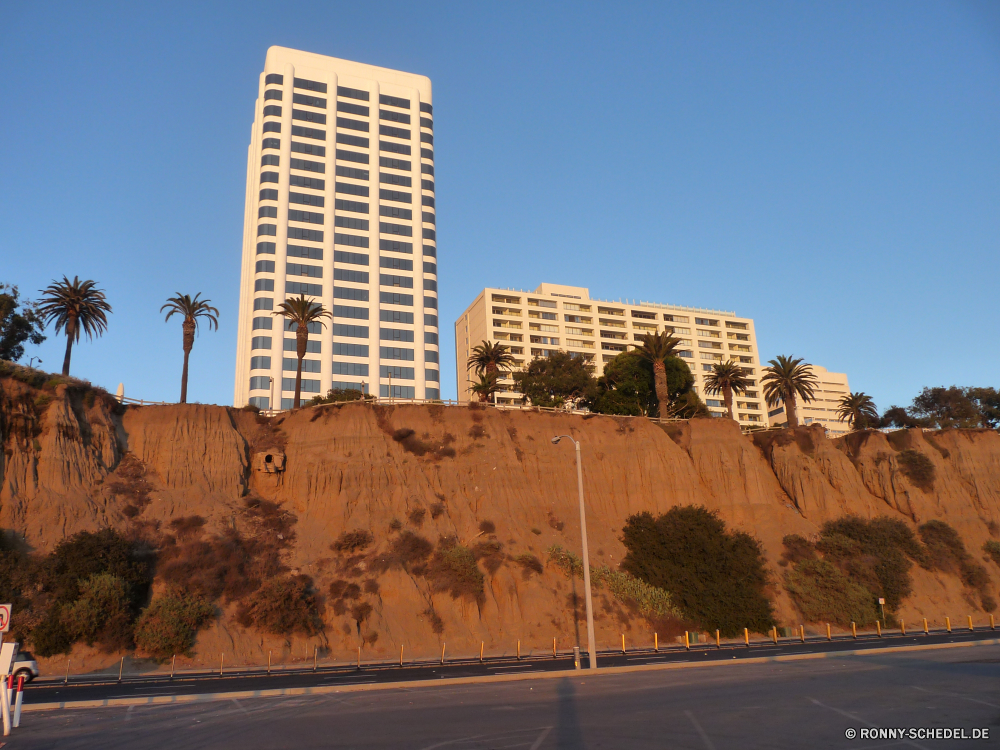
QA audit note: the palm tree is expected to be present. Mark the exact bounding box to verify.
[469,372,500,403]
[467,341,516,379]
[761,355,818,428]
[836,391,879,431]
[273,294,330,409]
[634,331,681,416]
[37,276,112,376]
[161,293,219,404]
[704,360,753,420]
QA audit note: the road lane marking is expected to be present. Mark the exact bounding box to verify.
[912,686,999,709]
[684,710,716,750]
[807,698,930,750]
[529,727,552,750]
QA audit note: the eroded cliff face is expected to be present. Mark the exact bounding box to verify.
[2,379,999,670]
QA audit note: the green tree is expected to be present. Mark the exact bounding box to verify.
[909,386,985,429]
[969,387,1000,429]
[512,350,596,408]
[836,391,879,431]
[0,284,46,362]
[161,293,219,404]
[469,372,500,403]
[761,355,818,428]
[273,295,331,408]
[703,360,752,420]
[634,332,682,415]
[37,276,112,376]
[592,351,697,417]
[466,340,516,379]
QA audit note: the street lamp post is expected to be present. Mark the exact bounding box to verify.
[268,376,275,414]
[551,434,597,669]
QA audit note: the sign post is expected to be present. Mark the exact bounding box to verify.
[878,597,886,627]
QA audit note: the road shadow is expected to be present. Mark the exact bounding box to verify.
[555,677,585,749]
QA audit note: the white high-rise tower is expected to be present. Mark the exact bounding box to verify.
[234,47,439,409]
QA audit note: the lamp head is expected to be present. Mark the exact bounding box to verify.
[551,437,561,445]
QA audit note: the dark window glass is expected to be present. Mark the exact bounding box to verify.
[334,304,368,319]
[337,101,369,116]
[380,222,412,237]
[255,259,275,273]
[335,198,368,214]
[423,279,437,291]
[334,232,369,248]
[250,355,271,369]
[422,211,435,224]
[425,349,439,363]
[422,195,435,207]
[334,250,368,265]
[419,102,433,114]
[420,133,434,145]
[257,241,276,254]
[263,105,282,117]
[379,239,413,253]
[380,189,411,204]
[380,292,413,306]
[294,77,328,93]
[262,137,280,150]
[332,361,369,376]
[254,279,274,292]
[283,357,321,373]
[287,263,322,278]
[336,182,369,197]
[333,342,369,357]
[287,244,323,260]
[335,216,368,230]
[286,281,322,296]
[423,295,438,309]
[422,228,436,240]
[282,377,320,393]
[381,205,413,220]
[291,125,325,141]
[265,73,284,85]
[380,328,414,342]
[260,188,279,201]
[258,205,277,219]
[336,165,369,180]
[380,140,411,155]
[381,384,415,398]
[421,148,434,160]
[284,337,322,352]
[337,149,368,164]
[251,336,272,350]
[420,117,433,130]
[380,156,411,171]
[252,316,272,330]
[380,172,412,187]
[423,245,436,258]
[380,365,414,379]
[332,324,368,338]
[264,89,282,101]
[425,313,438,327]
[293,93,326,108]
[290,157,324,173]
[379,94,410,109]
[249,376,271,391]
[421,163,434,176]
[288,209,324,225]
[379,124,410,140]
[338,86,369,101]
[380,309,413,323]
[291,141,325,156]
[337,133,369,148]
[423,261,436,274]
[261,154,279,166]
[380,273,413,289]
[425,369,439,382]
[263,121,281,134]
[380,109,410,124]
[289,192,323,207]
[334,287,369,302]
[289,175,325,190]
[293,109,327,125]
[421,179,434,192]
[334,268,369,283]
[287,227,323,242]
[379,347,414,361]
[337,117,368,132]
[257,224,277,237]
[425,332,439,345]
[380,256,413,271]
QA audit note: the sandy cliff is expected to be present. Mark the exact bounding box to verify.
[2,377,998,670]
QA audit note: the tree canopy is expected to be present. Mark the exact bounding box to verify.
[0,284,46,362]
[882,386,1000,429]
[591,351,698,417]
[512,351,596,408]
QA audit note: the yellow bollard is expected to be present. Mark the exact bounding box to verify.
[772,627,777,644]
[442,642,447,664]
[621,634,625,654]
[716,630,721,648]
[744,628,749,647]
[654,632,658,652]
[357,646,361,669]
[516,640,520,660]
[876,621,882,637]
[800,625,805,643]
[991,614,996,630]
[946,617,951,633]
[400,644,404,667]
[826,623,831,641]
[968,615,974,632]
[923,618,928,634]
[851,622,857,639]
[220,653,225,676]
[684,631,690,650]
[553,637,557,659]
[901,620,906,635]
[480,641,484,662]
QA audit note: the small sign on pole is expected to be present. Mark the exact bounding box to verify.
[0,605,11,634]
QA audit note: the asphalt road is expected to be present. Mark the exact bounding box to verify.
[9,642,1000,749]
[22,627,1000,705]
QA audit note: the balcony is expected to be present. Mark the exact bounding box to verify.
[601,331,628,340]
[600,319,626,328]
[492,294,521,304]
[494,320,522,329]
[566,339,595,349]
[729,344,752,352]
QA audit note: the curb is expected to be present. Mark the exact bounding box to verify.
[23,637,1000,713]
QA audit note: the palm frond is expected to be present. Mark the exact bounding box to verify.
[37,276,112,341]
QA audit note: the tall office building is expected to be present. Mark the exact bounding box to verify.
[455,283,766,426]
[234,47,440,410]
[766,364,851,436]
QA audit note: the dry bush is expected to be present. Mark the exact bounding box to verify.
[984,540,1000,566]
[350,602,373,624]
[372,531,433,572]
[169,516,206,539]
[478,520,496,534]
[389,519,403,531]
[920,520,994,610]
[134,593,215,660]
[430,502,446,519]
[408,508,426,527]
[897,450,936,491]
[468,424,485,439]
[472,540,504,574]
[515,554,544,577]
[426,545,485,604]
[547,513,565,532]
[236,575,322,635]
[422,607,444,634]
[363,578,379,594]
[780,534,816,567]
[106,453,153,517]
[331,530,373,554]
[390,428,456,459]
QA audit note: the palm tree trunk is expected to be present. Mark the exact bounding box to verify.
[723,384,734,420]
[61,317,77,375]
[785,394,798,428]
[294,324,308,408]
[180,319,195,404]
[653,360,669,417]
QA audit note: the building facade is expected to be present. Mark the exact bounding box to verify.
[766,365,851,436]
[455,283,766,426]
[234,47,440,410]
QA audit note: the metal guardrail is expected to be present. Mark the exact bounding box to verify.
[117,395,170,406]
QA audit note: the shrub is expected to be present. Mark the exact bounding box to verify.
[984,540,1000,566]
[591,567,682,619]
[168,516,206,538]
[350,602,373,624]
[425,545,484,603]
[30,609,74,657]
[61,573,133,650]
[42,529,153,612]
[408,508,426,527]
[478,520,496,534]
[515,554,544,577]
[331,530,374,554]
[546,545,583,577]
[236,575,322,636]
[134,593,215,660]
[784,559,879,627]
[373,531,433,572]
[780,535,816,566]
[920,521,994,609]
[620,507,775,636]
[472,540,504,574]
[897,450,935,491]
[430,503,446,519]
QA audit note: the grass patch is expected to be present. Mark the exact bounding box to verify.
[331,530,374,554]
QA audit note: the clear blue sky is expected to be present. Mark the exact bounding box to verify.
[3,1,998,410]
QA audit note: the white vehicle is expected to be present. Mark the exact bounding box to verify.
[12,651,38,683]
